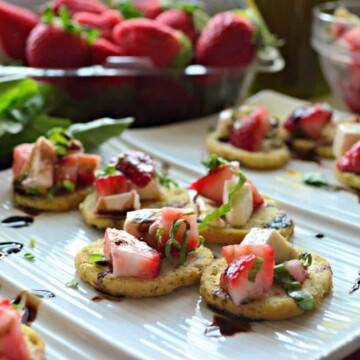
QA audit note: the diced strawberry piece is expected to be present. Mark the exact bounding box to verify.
[0,299,30,360]
[159,207,200,252]
[337,140,360,174]
[222,244,275,291]
[188,165,234,203]
[77,154,101,186]
[103,228,161,279]
[12,143,34,179]
[95,173,128,197]
[284,259,306,284]
[246,179,264,210]
[0,1,38,61]
[284,103,332,140]
[341,25,360,52]
[116,151,156,188]
[54,154,79,185]
[90,38,125,65]
[134,0,162,19]
[220,254,269,305]
[251,106,274,135]
[52,0,108,16]
[229,115,263,152]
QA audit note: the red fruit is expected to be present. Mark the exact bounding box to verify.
[116,151,156,188]
[134,0,162,19]
[337,140,360,174]
[188,165,234,203]
[74,9,123,41]
[0,1,38,61]
[284,103,332,140]
[90,38,125,65]
[112,19,182,68]
[246,179,264,210]
[156,9,198,43]
[55,154,79,185]
[95,173,128,197]
[52,0,108,16]
[12,143,34,179]
[341,25,360,52]
[229,115,263,152]
[26,24,90,68]
[77,154,101,185]
[251,106,274,135]
[196,12,255,68]
[284,259,306,284]
[103,228,161,279]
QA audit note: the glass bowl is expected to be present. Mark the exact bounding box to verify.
[0,48,283,127]
[312,1,360,113]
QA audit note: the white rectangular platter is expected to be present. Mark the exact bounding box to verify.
[1,90,360,360]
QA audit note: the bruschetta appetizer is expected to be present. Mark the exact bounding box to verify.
[200,228,332,320]
[79,151,191,229]
[0,299,45,360]
[206,105,290,169]
[75,208,214,298]
[12,129,100,211]
[189,156,294,244]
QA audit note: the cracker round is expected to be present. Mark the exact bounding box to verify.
[75,239,214,298]
[200,250,332,320]
[335,168,360,190]
[200,198,295,245]
[79,187,192,230]
[206,132,290,170]
[21,324,45,360]
[290,139,333,159]
[13,186,93,212]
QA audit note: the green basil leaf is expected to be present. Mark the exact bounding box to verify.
[66,279,79,289]
[248,257,263,282]
[303,172,330,188]
[88,254,107,265]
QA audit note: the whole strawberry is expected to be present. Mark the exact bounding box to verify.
[112,19,193,68]
[134,0,162,19]
[52,0,108,16]
[196,12,255,67]
[90,38,125,65]
[0,0,38,61]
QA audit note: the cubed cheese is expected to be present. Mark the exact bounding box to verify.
[223,181,253,227]
[95,190,140,214]
[333,123,360,158]
[242,228,298,263]
[129,179,161,201]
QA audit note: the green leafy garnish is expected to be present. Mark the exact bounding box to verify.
[23,252,35,261]
[155,171,178,189]
[96,164,119,178]
[303,172,330,188]
[248,257,263,282]
[46,127,72,157]
[117,1,144,19]
[156,225,165,245]
[66,279,79,289]
[299,252,312,269]
[12,304,23,311]
[29,238,36,248]
[88,254,107,265]
[202,154,230,173]
[48,180,75,200]
[274,263,314,311]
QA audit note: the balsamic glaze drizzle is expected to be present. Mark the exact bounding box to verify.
[1,216,34,228]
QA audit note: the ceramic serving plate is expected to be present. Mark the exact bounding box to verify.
[1,90,359,360]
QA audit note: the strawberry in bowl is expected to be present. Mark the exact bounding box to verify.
[200,228,333,320]
[0,299,45,360]
[75,208,214,298]
[189,155,294,244]
[12,129,100,211]
[79,151,192,229]
[206,105,290,170]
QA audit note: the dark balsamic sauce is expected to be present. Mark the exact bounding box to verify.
[1,216,34,228]
[350,270,360,295]
[16,206,41,217]
[334,186,360,203]
[91,294,123,302]
[0,242,23,258]
[315,233,324,239]
[263,212,292,230]
[205,315,253,337]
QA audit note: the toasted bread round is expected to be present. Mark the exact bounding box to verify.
[75,239,214,298]
[206,132,290,170]
[13,186,93,212]
[289,139,333,159]
[200,250,332,320]
[335,168,360,190]
[79,187,192,230]
[200,198,295,245]
[21,324,45,360]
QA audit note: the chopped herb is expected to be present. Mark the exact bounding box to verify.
[46,127,72,157]
[29,238,36,248]
[48,180,75,199]
[299,252,312,269]
[155,171,178,189]
[66,279,79,289]
[284,234,291,242]
[95,165,119,178]
[156,226,165,245]
[248,257,263,282]
[23,252,35,261]
[12,304,23,311]
[88,254,107,265]
[303,172,330,188]
[208,125,215,132]
[202,154,230,173]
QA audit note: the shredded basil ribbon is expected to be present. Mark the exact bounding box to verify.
[274,263,314,311]
[198,170,247,231]
[88,254,107,265]
[248,257,264,282]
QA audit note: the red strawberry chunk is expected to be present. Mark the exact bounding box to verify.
[0,299,30,360]
[0,1,38,61]
[229,115,263,152]
[284,103,332,140]
[188,165,234,203]
[12,143,34,179]
[251,106,274,135]
[54,154,79,185]
[337,140,360,174]
[103,228,160,279]
[52,0,108,16]
[341,26,360,52]
[77,154,100,186]
[116,151,156,188]
[246,179,264,210]
[284,259,306,284]
[90,38,125,65]
[95,173,128,197]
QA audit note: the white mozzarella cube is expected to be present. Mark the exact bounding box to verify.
[333,123,360,158]
[96,190,140,214]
